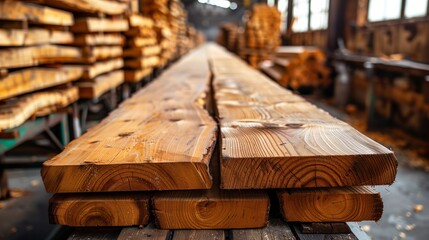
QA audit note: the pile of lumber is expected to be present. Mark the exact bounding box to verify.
[261,46,331,91]
[216,23,241,53]
[187,26,205,49]
[123,14,159,83]
[43,44,397,230]
[243,4,281,67]
[169,0,189,56]
[141,0,176,66]
[0,0,81,131]
[64,1,129,99]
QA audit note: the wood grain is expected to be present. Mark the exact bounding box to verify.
[278,186,383,222]
[0,67,83,100]
[73,34,125,46]
[0,87,78,130]
[207,44,397,189]
[42,47,217,192]
[118,226,170,240]
[49,193,150,227]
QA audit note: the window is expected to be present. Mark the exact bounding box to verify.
[293,0,310,32]
[292,0,329,32]
[310,0,329,30]
[277,0,288,31]
[368,0,428,22]
[405,0,428,18]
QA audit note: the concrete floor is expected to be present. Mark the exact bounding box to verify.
[0,100,429,240]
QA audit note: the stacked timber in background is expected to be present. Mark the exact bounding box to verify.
[0,0,80,131]
[243,4,281,67]
[260,46,331,92]
[141,0,176,66]
[169,0,189,56]
[216,23,241,53]
[43,44,397,230]
[66,2,129,100]
[123,14,159,83]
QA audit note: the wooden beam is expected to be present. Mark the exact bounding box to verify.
[0,45,82,69]
[49,193,150,227]
[0,87,78,131]
[0,28,73,46]
[0,66,83,101]
[22,0,128,15]
[124,69,152,83]
[232,219,296,240]
[83,46,123,61]
[71,18,129,33]
[81,58,124,80]
[124,56,159,69]
[118,226,170,240]
[73,34,125,46]
[0,1,73,26]
[123,46,161,58]
[278,186,383,222]
[207,44,397,189]
[42,47,217,192]
[77,70,124,99]
[173,230,225,240]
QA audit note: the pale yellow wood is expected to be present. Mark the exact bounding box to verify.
[73,34,124,46]
[81,58,124,80]
[0,67,83,101]
[0,87,78,131]
[23,0,128,15]
[124,56,159,69]
[0,28,73,46]
[77,70,124,99]
[207,44,397,189]
[42,47,217,193]
[0,45,82,69]
[123,46,161,58]
[0,1,73,26]
[71,18,129,33]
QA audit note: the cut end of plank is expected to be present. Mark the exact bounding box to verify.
[278,186,383,222]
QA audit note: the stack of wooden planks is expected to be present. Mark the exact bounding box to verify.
[43,44,397,230]
[243,4,281,68]
[123,14,159,83]
[63,0,129,99]
[0,0,81,131]
[141,0,176,66]
[261,46,331,92]
[169,0,189,56]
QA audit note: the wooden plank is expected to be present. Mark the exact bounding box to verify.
[83,46,123,61]
[0,87,78,131]
[291,224,358,240]
[0,28,73,46]
[67,229,121,240]
[172,230,225,240]
[128,14,154,28]
[153,131,269,229]
[124,69,152,83]
[0,67,83,100]
[118,225,170,240]
[232,219,296,240]
[278,186,383,222]
[0,1,73,26]
[299,223,351,234]
[207,44,397,189]
[23,0,128,15]
[81,58,124,80]
[49,193,150,227]
[42,46,217,192]
[71,18,129,33]
[73,34,125,46]
[123,46,161,58]
[0,45,82,69]
[77,70,124,99]
[127,37,157,47]
[124,56,159,69]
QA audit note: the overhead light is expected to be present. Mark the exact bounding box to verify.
[198,0,238,10]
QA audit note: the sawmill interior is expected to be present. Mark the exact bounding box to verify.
[0,0,429,239]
